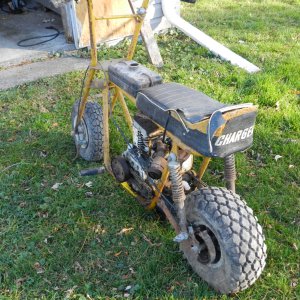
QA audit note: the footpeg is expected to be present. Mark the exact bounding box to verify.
[79,166,106,176]
[173,231,189,243]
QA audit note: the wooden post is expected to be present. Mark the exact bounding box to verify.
[127,0,163,67]
[141,21,164,68]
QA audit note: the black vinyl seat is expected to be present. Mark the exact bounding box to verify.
[136,82,228,125]
[136,82,257,158]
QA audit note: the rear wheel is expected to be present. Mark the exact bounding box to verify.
[181,187,267,294]
[71,101,103,162]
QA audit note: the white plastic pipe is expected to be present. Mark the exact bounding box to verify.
[161,0,260,73]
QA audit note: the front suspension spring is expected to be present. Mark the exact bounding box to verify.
[169,161,186,206]
[168,161,187,234]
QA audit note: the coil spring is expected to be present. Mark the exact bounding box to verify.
[137,131,144,153]
[224,154,236,181]
[143,136,150,149]
[224,154,236,192]
[168,161,186,206]
[137,131,150,153]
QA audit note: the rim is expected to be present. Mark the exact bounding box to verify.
[193,225,221,265]
[73,116,89,149]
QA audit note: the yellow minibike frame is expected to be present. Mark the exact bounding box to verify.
[74,0,257,232]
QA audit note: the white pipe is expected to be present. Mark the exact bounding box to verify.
[161,0,260,73]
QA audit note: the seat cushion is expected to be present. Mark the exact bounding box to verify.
[136,82,228,124]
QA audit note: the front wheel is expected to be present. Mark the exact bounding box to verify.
[181,187,267,294]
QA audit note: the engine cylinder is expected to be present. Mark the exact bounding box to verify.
[148,140,168,179]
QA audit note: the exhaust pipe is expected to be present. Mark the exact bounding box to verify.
[161,0,260,73]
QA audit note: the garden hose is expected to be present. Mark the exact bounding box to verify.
[17,26,63,47]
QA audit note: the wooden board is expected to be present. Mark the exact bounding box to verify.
[71,0,136,48]
[141,20,163,67]
[69,0,180,49]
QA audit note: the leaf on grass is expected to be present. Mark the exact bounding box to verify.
[93,225,106,234]
[142,234,162,247]
[16,277,26,287]
[117,227,134,235]
[37,211,49,218]
[65,286,78,298]
[39,104,49,113]
[8,137,16,142]
[85,191,93,198]
[74,261,84,273]
[43,278,52,285]
[36,268,45,274]
[85,181,93,188]
[40,151,48,158]
[19,201,26,208]
[114,251,122,257]
[248,172,256,177]
[167,285,175,292]
[175,281,184,287]
[51,182,62,191]
[292,243,298,251]
[274,155,283,161]
[290,279,298,288]
[125,285,132,292]
[34,262,45,274]
[44,235,54,244]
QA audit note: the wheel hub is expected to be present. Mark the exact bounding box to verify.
[74,118,88,149]
[111,156,131,183]
[193,225,221,265]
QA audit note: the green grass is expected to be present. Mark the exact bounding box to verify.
[0,0,299,299]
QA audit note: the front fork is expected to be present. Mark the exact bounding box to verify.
[168,159,189,242]
[167,153,236,243]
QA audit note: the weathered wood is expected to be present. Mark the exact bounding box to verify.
[73,0,136,48]
[60,3,74,43]
[69,0,180,49]
[141,20,163,67]
[128,0,163,66]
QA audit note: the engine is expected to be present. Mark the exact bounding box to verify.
[111,113,194,200]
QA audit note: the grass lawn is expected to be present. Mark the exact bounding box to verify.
[0,0,299,299]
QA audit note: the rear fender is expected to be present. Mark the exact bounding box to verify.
[210,105,258,157]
